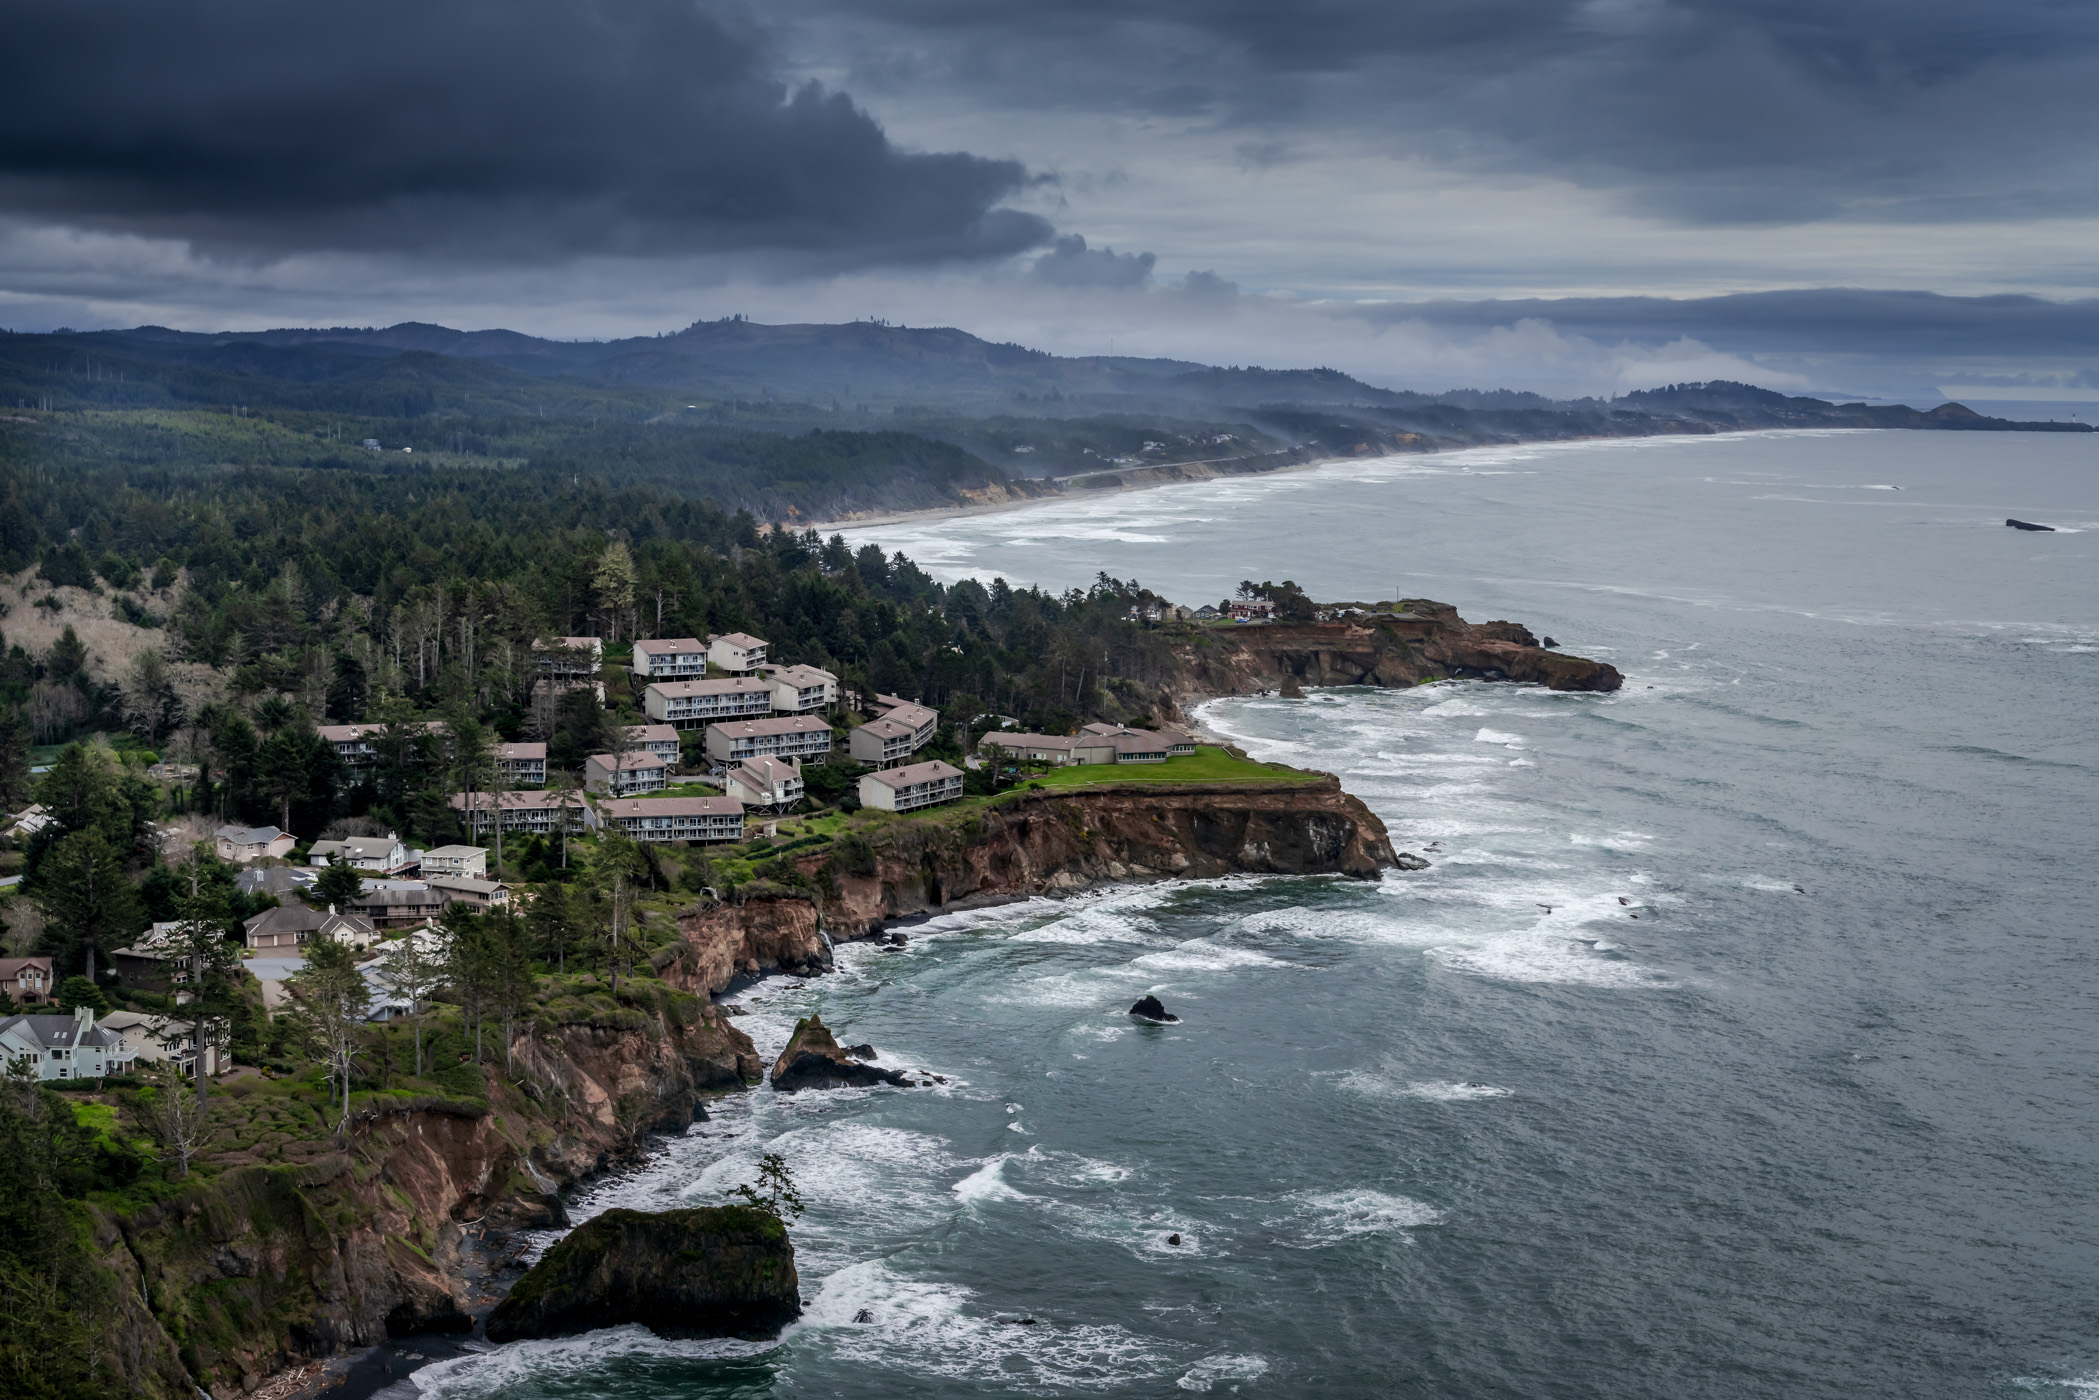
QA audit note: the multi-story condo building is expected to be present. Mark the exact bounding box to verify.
[644,676,773,728]
[631,638,709,680]
[450,789,589,837]
[703,715,833,765]
[588,795,746,845]
[621,723,683,763]
[496,741,547,786]
[534,636,603,678]
[859,760,966,813]
[847,716,917,765]
[585,750,669,796]
[762,663,838,714]
[724,756,804,812]
[707,632,768,673]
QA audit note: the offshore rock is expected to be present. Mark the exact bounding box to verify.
[2006,518,2055,531]
[1394,851,1431,871]
[1130,995,1179,1023]
[484,1207,799,1343]
[771,1015,909,1092]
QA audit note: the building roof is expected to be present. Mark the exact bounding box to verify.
[646,676,771,698]
[243,905,377,939]
[0,956,54,978]
[729,756,802,787]
[980,732,1078,751]
[710,715,832,738]
[595,795,744,819]
[855,716,914,742]
[425,875,509,897]
[711,632,767,650]
[864,759,966,790]
[623,723,680,744]
[766,664,836,687]
[634,637,706,655]
[496,742,546,760]
[310,835,402,860]
[216,824,288,845]
[878,702,939,732]
[0,1012,122,1051]
[589,750,667,772]
[422,844,485,860]
[352,887,445,910]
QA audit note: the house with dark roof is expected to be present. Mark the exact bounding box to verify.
[215,824,296,863]
[241,904,379,952]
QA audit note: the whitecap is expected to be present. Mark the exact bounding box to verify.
[1268,1188,1444,1246]
[953,1155,1030,1204]
[1179,1353,1272,1391]
[1335,1071,1514,1102]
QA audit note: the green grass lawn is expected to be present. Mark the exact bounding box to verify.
[1013,746,1323,788]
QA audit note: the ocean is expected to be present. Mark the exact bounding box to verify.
[415,429,2098,1399]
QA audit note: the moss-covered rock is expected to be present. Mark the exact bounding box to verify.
[484,1206,798,1342]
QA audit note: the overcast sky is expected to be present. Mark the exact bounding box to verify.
[2,0,2096,400]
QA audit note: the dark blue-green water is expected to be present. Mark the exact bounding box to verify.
[417,430,2098,1399]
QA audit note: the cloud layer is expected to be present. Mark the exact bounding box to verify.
[0,0,1049,266]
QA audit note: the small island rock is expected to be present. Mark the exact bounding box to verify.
[772,1014,909,1091]
[484,1206,798,1343]
[1129,995,1180,1023]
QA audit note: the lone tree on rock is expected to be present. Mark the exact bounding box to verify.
[726,1152,806,1222]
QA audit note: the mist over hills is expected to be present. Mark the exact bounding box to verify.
[1,316,2084,524]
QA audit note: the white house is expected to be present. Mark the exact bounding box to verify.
[99,1010,223,1077]
[0,1006,134,1081]
[631,637,710,680]
[704,715,833,765]
[420,844,488,878]
[762,664,838,714]
[644,676,773,728]
[622,723,683,764]
[724,756,804,812]
[215,824,296,863]
[495,741,547,787]
[707,632,769,673]
[585,750,669,796]
[859,760,966,813]
[587,795,746,845]
[308,833,411,874]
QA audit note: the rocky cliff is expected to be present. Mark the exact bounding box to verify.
[108,1001,757,1396]
[662,776,1397,959]
[1158,598,1621,711]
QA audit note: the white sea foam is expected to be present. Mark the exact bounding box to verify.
[1474,728,1525,746]
[953,1155,1030,1204]
[1178,1353,1272,1391]
[1335,1070,1514,1102]
[410,1323,780,1397]
[1268,1188,1444,1246]
[1130,938,1288,973]
[807,1259,1176,1389]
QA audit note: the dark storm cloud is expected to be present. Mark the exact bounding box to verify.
[1029,235,1157,288]
[801,0,2099,222]
[0,0,1052,264]
[1344,290,2099,360]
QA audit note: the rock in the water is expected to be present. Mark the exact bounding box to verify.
[1167,1233,1182,1246]
[844,1043,878,1060]
[1394,851,1430,870]
[853,1308,875,1324]
[2006,518,2055,531]
[484,1207,798,1343]
[771,1015,910,1091]
[1279,676,1305,698]
[1542,636,1559,648]
[1129,995,1180,1024]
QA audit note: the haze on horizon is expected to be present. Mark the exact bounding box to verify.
[3,0,2097,403]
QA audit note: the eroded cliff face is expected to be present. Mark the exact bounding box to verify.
[116,1004,758,1395]
[665,778,1397,954]
[1159,599,1621,710]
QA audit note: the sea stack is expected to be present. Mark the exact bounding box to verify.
[771,1014,910,1091]
[1130,995,1180,1023]
[484,1207,799,1342]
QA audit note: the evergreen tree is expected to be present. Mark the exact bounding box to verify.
[32,830,141,981]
